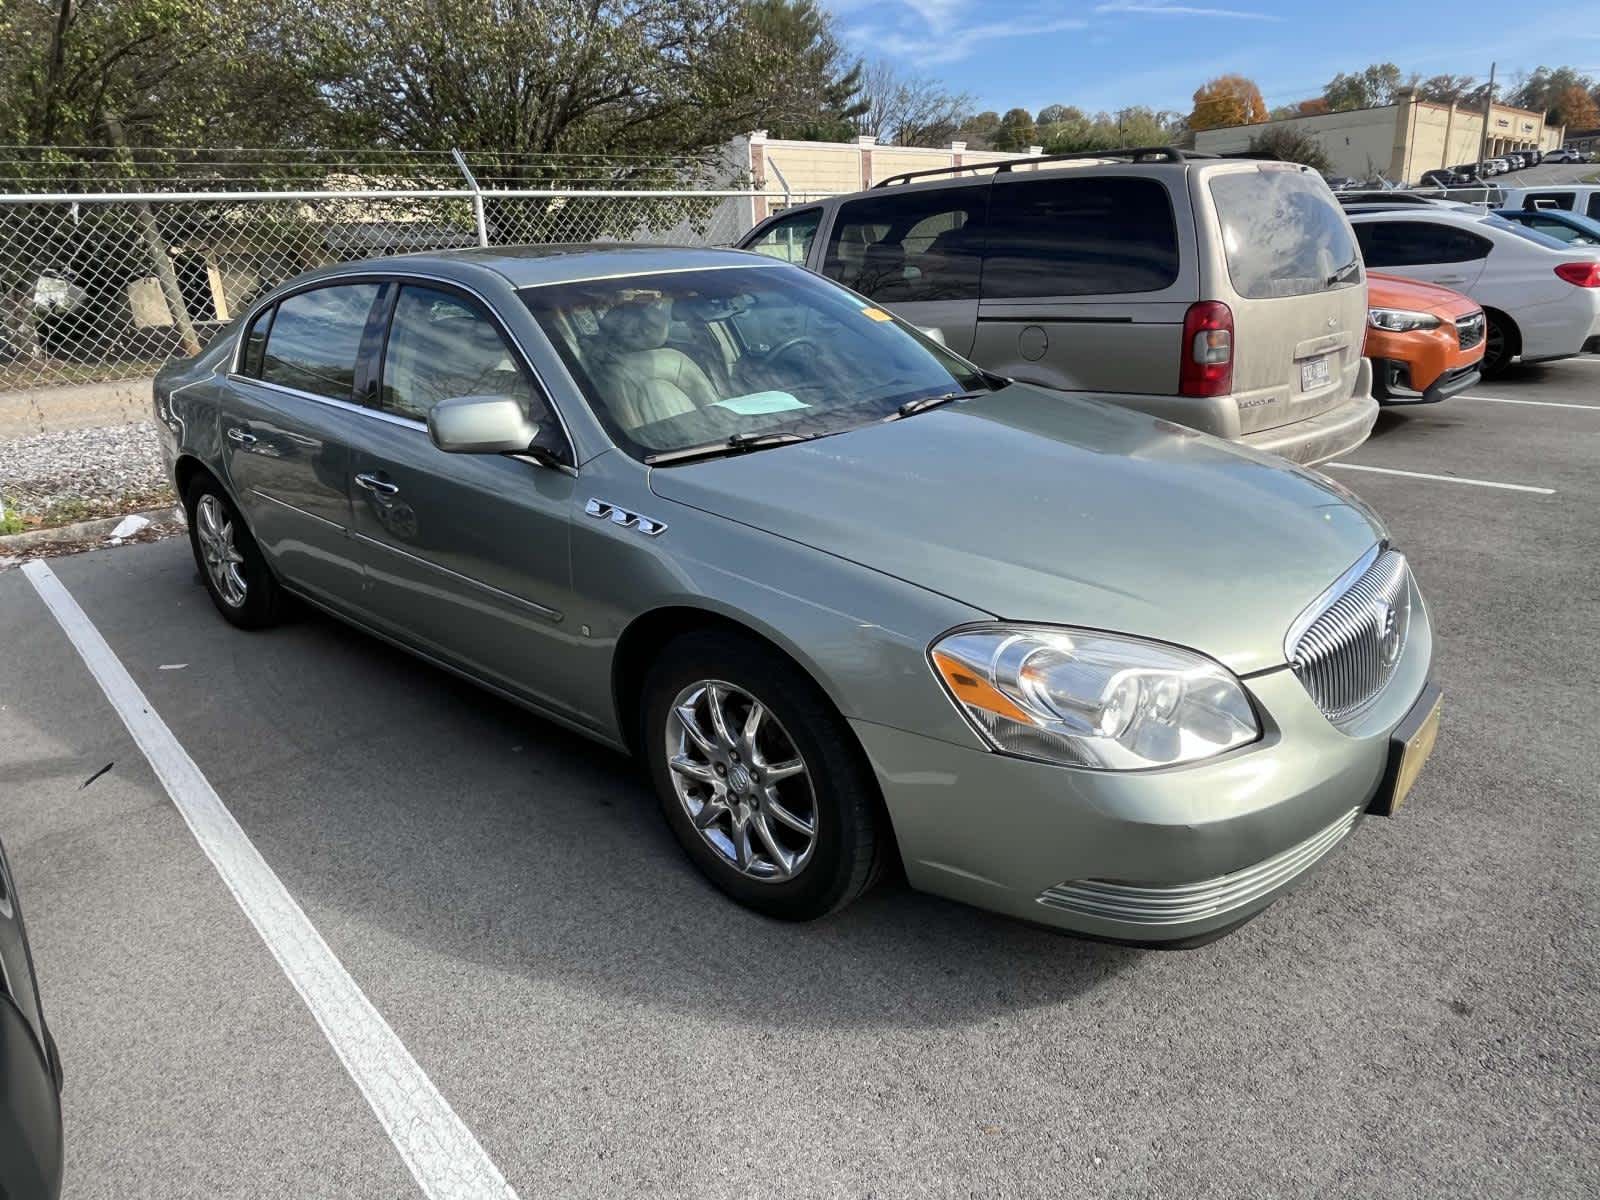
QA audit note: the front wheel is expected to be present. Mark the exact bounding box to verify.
[641,631,884,920]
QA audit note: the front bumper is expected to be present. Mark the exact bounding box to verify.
[1371,357,1481,404]
[853,589,1433,945]
[1239,374,1379,466]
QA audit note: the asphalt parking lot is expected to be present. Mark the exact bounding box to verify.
[2,359,1596,1199]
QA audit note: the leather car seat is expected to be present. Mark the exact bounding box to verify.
[594,300,720,430]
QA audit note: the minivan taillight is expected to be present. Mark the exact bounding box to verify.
[1180,301,1234,397]
[1554,261,1600,287]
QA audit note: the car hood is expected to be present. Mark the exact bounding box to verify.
[649,386,1384,674]
[1367,271,1482,318]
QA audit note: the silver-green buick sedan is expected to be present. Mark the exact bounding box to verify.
[155,245,1440,946]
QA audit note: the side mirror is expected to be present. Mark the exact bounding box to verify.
[428,395,539,454]
[916,326,948,347]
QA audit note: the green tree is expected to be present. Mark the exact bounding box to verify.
[1415,74,1478,104]
[1323,63,1409,112]
[745,0,866,142]
[992,107,1036,152]
[1247,126,1332,173]
[954,110,1001,149]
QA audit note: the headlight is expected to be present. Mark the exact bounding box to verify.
[930,626,1259,770]
[1368,308,1441,333]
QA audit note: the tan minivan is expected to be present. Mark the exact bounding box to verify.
[738,149,1378,465]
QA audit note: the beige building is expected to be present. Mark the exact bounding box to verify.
[1193,92,1564,183]
[727,132,1043,224]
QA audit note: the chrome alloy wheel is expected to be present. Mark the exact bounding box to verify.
[666,680,818,882]
[195,493,247,608]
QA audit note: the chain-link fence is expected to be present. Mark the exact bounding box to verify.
[0,182,819,395]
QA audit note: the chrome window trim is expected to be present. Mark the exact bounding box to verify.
[226,374,429,430]
[226,268,578,464]
[514,260,779,289]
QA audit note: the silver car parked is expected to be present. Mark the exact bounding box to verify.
[155,245,1439,945]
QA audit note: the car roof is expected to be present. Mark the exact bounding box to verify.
[328,244,780,289]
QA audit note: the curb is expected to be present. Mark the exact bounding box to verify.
[0,506,186,553]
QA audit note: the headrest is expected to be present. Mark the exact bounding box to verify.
[600,299,671,352]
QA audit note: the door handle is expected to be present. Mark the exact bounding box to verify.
[354,472,400,497]
[1433,276,1468,285]
[226,427,258,447]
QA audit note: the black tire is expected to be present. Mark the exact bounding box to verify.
[183,475,286,629]
[1481,311,1515,377]
[641,630,883,921]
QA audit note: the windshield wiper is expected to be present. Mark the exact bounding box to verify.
[643,431,816,466]
[1325,259,1362,288]
[887,386,995,421]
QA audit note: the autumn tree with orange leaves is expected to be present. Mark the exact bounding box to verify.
[1188,75,1269,131]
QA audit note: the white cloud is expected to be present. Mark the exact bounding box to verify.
[842,6,1090,67]
[1093,1,1284,19]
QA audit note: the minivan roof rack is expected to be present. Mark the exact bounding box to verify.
[872,146,1193,189]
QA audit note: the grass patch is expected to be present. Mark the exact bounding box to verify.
[0,483,176,535]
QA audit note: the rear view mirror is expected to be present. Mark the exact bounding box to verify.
[428,395,539,454]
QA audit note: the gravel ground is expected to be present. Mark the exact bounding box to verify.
[0,421,173,524]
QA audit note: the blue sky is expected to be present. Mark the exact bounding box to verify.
[825,0,1600,119]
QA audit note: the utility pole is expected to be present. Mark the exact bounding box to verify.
[1476,62,1497,170]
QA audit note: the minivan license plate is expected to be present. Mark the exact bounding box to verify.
[1300,355,1332,391]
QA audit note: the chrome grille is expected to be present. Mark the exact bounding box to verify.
[1288,548,1411,724]
[1456,312,1485,351]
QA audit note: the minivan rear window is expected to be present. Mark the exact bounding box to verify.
[1209,168,1361,299]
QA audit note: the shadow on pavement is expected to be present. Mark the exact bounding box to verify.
[204,596,1142,1033]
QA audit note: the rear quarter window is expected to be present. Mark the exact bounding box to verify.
[980,176,1179,298]
[1208,168,1360,299]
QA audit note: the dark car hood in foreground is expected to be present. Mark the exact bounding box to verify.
[650,386,1383,674]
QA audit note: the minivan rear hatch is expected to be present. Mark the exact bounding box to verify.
[1201,164,1368,435]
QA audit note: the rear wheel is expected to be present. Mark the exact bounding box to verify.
[184,476,285,629]
[1481,312,1516,377]
[641,631,883,920]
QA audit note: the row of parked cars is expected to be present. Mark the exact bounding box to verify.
[741,153,1600,458]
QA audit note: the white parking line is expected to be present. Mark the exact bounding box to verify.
[20,560,518,1200]
[1461,394,1600,411]
[1324,462,1555,495]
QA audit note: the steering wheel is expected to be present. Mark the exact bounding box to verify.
[760,335,821,367]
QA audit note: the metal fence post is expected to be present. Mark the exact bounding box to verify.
[451,149,490,247]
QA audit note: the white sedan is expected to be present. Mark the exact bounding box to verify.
[1347,207,1600,375]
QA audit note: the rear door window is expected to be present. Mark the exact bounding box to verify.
[1353,221,1491,267]
[981,176,1178,298]
[260,283,381,401]
[1208,168,1360,298]
[1523,192,1575,211]
[744,207,822,265]
[823,188,988,302]
[1588,194,1600,220]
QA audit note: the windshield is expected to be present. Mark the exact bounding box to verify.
[520,265,989,460]
[1208,166,1362,299]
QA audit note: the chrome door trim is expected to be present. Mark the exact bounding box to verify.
[228,375,429,430]
[353,472,400,496]
[350,530,563,623]
[249,488,346,530]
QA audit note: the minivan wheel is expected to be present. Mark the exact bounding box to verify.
[1481,312,1514,377]
[184,477,285,629]
[641,631,882,920]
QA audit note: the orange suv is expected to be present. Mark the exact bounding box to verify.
[1365,272,1485,404]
